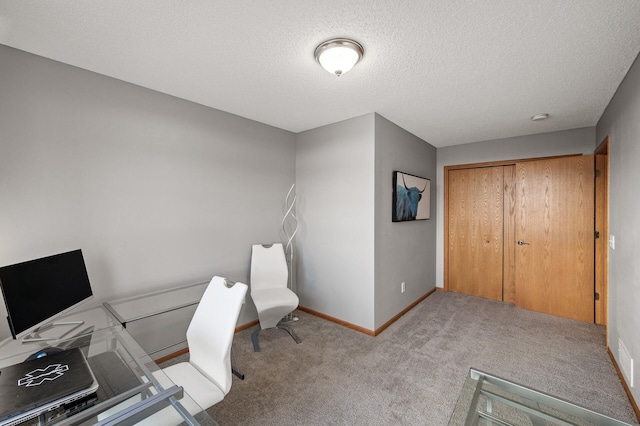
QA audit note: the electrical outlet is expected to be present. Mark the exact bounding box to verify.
[401,282,406,293]
[610,235,616,250]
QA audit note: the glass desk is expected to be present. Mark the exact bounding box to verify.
[449,368,634,426]
[103,281,209,360]
[0,305,217,426]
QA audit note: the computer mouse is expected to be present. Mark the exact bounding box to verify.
[25,346,63,361]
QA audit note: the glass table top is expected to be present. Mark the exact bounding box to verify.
[0,305,217,425]
[103,281,209,326]
[449,368,634,426]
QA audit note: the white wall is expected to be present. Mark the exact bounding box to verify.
[0,45,296,341]
[374,115,437,329]
[435,127,596,287]
[596,51,640,404]
[295,114,376,330]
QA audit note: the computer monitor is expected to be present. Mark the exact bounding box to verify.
[0,249,94,340]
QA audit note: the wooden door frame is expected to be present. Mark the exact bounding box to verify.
[595,136,610,326]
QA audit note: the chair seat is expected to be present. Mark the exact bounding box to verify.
[251,288,298,329]
[251,288,298,311]
[162,362,226,411]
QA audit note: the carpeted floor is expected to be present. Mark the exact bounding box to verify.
[162,291,638,425]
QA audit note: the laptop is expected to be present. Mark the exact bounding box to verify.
[0,347,98,426]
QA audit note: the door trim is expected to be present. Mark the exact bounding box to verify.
[595,136,610,327]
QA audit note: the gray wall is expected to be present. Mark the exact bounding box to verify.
[435,127,596,287]
[295,114,437,332]
[295,114,376,330]
[596,52,640,404]
[374,115,437,329]
[0,45,296,341]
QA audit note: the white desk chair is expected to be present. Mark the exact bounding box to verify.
[161,276,247,411]
[250,243,301,351]
[99,276,247,426]
[96,276,246,426]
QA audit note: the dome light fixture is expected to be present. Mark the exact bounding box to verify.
[531,113,550,121]
[314,38,364,77]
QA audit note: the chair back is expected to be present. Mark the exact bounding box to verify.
[250,243,288,293]
[186,276,247,395]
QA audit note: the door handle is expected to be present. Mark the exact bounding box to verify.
[517,240,530,246]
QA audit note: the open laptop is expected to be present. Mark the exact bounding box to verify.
[0,347,98,426]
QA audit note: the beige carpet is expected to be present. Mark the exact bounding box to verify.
[162,291,638,425]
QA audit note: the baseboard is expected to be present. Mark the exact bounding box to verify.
[154,347,189,364]
[607,346,640,422]
[298,288,438,337]
[236,319,259,332]
[374,288,437,335]
[296,305,375,336]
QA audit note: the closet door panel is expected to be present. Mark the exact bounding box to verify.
[448,166,504,301]
[515,156,594,322]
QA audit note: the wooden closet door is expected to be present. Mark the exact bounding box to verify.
[448,166,504,301]
[515,156,594,322]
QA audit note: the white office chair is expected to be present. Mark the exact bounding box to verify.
[250,243,301,351]
[161,275,248,412]
[98,276,247,426]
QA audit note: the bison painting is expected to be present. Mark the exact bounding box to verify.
[392,171,430,222]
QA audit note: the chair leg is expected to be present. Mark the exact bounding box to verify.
[251,328,262,352]
[230,346,245,380]
[277,324,302,344]
[252,325,302,352]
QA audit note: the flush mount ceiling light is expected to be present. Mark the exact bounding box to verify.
[531,113,550,121]
[314,38,364,77]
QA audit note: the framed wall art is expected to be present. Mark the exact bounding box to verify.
[392,171,430,222]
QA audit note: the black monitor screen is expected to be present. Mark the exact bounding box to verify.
[0,249,93,339]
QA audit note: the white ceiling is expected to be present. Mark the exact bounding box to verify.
[2,1,640,147]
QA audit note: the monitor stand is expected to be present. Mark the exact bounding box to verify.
[22,320,85,343]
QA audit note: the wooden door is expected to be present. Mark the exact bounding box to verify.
[448,166,504,301]
[514,156,595,322]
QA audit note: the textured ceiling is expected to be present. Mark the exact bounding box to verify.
[1,1,640,147]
